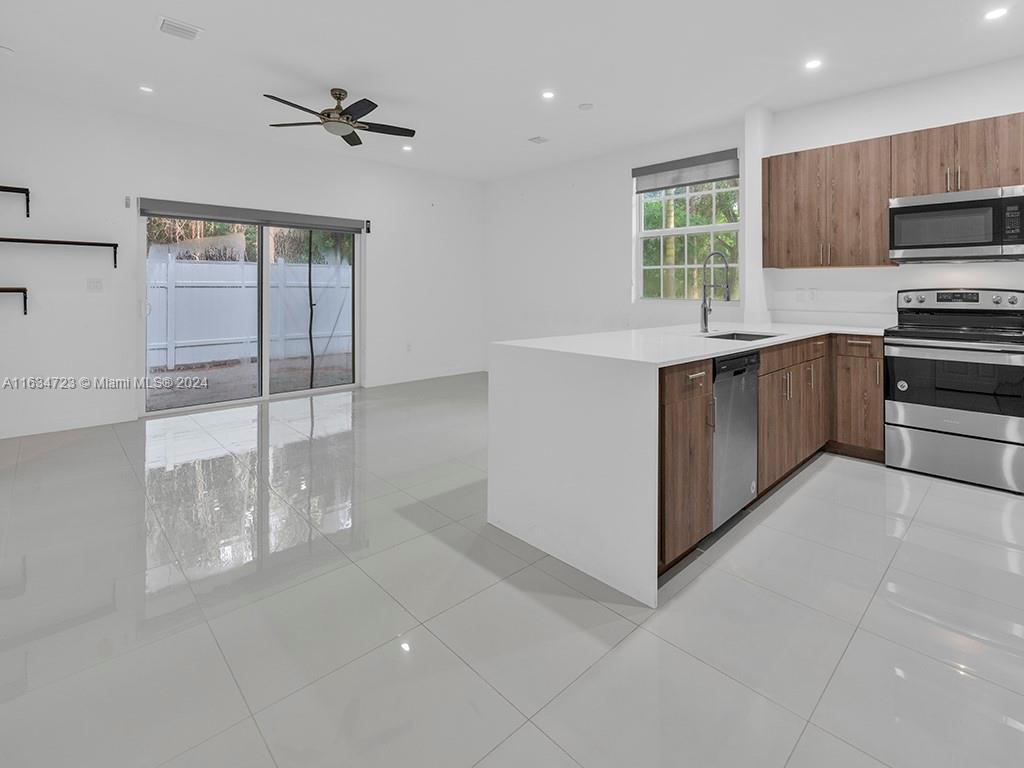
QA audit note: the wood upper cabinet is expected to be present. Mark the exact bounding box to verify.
[891,114,1024,196]
[834,354,884,453]
[659,363,713,567]
[828,137,891,266]
[766,148,827,268]
[890,125,957,197]
[954,113,1024,191]
[766,138,891,267]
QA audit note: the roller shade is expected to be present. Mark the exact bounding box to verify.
[138,198,366,234]
[632,149,739,194]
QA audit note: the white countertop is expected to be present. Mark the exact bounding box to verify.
[494,322,886,367]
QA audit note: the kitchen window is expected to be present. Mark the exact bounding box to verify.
[633,150,740,301]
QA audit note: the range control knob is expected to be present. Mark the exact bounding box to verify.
[1010,295,1019,305]
[916,294,927,303]
[993,295,1004,305]
[902,294,913,304]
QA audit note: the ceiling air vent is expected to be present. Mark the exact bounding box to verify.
[158,17,202,41]
[528,136,549,144]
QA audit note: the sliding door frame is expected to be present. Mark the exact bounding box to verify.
[135,200,366,419]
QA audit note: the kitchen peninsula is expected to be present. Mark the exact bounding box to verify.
[488,322,885,607]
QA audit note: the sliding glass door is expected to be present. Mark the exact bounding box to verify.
[143,203,359,412]
[267,228,355,395]
[145,217,260,411]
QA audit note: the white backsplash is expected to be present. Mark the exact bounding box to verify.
[765,262,1024,328]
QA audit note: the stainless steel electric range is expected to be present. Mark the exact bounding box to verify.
[884,289,1024,493]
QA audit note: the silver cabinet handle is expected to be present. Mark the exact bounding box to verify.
[819,243,824,265]
[813,340,825,346]
[809,364,814,390]
[945,167,951,192]
[957,165,962,191]
[876,360,881,386]
[846,339,873,346]
[827,242,832,265]
[687,371,706,380]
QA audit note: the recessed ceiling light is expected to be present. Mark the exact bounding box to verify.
[578,103,594,111]
[804,59,822,70]
[985,7,1008,20]
[401,145,412,152]
[541,91,555,100]
[139,85,154,93]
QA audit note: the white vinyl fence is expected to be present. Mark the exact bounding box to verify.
[147,245,352,370]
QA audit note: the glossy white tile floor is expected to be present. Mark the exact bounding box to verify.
[2,372,1024,767]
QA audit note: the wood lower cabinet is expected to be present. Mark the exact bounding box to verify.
[757,336,831,492]
[758,365,800,492]
[659,370,713,567]
[799,356,829,461]
[834,354,884,453]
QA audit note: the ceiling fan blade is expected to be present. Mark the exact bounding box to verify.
[263,93,323,118]
[342,98,378,120]
[342,131,363,146]
[269,121,321,127]
[359,122,416,137]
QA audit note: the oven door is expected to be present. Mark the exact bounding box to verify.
[889,188,1003,262]
[884,341,1024,442]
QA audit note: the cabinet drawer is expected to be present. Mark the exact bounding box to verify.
[660,360,712,404]
[759,336,828,376]
[834,334,882,358]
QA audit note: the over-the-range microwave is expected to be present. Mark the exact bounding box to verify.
[889,186,1024,263]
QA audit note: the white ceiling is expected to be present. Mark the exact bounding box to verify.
[2,0,1022,180]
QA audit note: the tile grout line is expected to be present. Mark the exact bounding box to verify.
[787,477,933,768]
[174,548,284,768]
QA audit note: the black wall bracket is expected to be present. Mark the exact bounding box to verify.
[0,186,30,217]
[0,287,28,315]
[0,237,119,268]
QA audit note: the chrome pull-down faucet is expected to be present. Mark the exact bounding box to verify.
[700,250,731,333]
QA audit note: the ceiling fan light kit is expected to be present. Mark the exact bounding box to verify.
[264,87,415,147]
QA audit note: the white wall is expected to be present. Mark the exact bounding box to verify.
[765,55,1024,327]
[0,88,485,439]
[482,54,1024,347]
[483,123,746,343]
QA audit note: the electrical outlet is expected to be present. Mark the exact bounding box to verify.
[86,278,104,293]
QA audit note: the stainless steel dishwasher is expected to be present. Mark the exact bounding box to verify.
[712,351,760,530]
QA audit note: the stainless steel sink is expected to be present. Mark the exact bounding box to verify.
[706,332,778,341]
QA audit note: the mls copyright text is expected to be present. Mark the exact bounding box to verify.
[1,376,209,391]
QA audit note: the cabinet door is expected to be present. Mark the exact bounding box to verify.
[798,357,828,461]
[891,125,956,197]
[660,393,713,564]
[828,137,892,266]
[767,148,827,267]
[834,355,883,451]
[955,114,1024,191]
[758,367,798,492]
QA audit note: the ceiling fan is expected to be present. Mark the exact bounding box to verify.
[263,87,415,146]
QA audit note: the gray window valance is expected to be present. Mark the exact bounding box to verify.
[138,198,366,234]
[632,149,739,194]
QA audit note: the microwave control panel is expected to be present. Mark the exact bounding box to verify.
[1005,198,1023,244]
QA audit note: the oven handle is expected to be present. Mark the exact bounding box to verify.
[885,343,1024,367]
